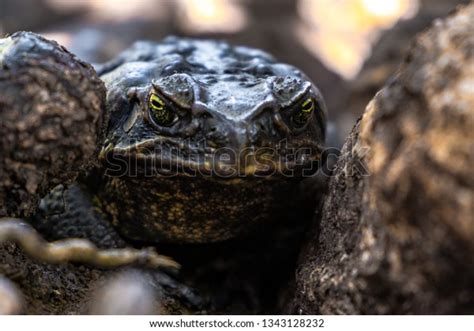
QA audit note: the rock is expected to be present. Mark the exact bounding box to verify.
[89,271,159,315]
[0,275,24,314]
[291,4,474,314]
[0,32,105,217]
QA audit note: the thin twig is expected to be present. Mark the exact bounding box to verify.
[0,218,179,270]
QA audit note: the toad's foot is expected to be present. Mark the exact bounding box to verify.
[0,218,179,270]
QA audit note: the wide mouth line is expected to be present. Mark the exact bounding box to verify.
[102,136,323,156]
[99,136,324,178]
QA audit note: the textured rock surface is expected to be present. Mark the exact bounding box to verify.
[291,4,474,314]
[0,31,104,218]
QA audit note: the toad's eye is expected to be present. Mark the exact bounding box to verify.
[149,93,176,127]
[292,97,315,127]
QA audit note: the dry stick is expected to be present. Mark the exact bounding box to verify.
[0,218,179,270]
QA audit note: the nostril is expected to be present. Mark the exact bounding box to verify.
[209,127,217,132]
[258,123,266,132]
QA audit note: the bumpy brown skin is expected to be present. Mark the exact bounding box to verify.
[0,31,104,218]
[97,37,327,243]
[291,4,474,314]
[103,175,301,243]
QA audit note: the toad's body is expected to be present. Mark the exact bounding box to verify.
[48,37,327,243]
[0,33,326,314]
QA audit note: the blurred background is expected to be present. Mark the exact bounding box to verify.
[0,0,469,146]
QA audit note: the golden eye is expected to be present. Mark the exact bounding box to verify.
[149,93,176,127]
[292,97,315,127]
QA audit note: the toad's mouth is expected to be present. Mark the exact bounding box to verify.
[98,137,323,179]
